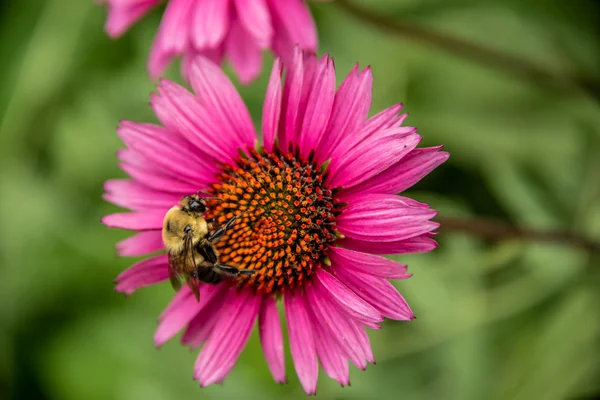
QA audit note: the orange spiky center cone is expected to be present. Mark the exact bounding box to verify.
[206,147,341,295]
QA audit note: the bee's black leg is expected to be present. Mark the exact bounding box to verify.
[197,243,218,264]
[215,263,256,277]
[207,214,241,243]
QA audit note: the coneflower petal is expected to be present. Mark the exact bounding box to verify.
[259,296,287,383]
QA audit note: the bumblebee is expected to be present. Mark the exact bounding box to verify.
[161,193,255,301]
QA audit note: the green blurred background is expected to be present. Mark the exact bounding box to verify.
[1,0,600,399]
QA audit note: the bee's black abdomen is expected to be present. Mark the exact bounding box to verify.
[196,267,223,284]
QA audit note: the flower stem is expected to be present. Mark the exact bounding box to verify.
[436,216,600,253]
[336,0,599,100]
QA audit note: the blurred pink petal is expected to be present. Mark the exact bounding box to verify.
[100,0,321,83]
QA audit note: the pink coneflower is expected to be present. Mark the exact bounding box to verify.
[99,0,324,83]
[103,49,448,393]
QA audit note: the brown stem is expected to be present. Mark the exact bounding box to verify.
[437,216,600,253]
[336,0,599,99]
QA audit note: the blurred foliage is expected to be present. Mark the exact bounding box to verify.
[1,0,600,399]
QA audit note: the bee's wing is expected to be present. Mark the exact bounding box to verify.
[183,234,201,302]
[167,251,185,292]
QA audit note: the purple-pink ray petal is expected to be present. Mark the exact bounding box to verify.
[317,65,372,162]
[181,285,228,348]
[279,47,305,151]
[188,57,257,148]
[117,120,218,183]
[344,146,450,196]
[262,58,284,152]
[117,149,202,194]
[116,230,164,257]
[337,193,439,242]
[155,284,224,346]
[309,308,350,387]
[259,296,287,383]
[327,128,420,189]
[333,104,405,158]
[297,54,336,156]
[307,283,373,369]
[341,234,439,255]
[155,287,199,346]
[331,264,415,321]
[285,293,318,395]
[151,80,239,165]
[194,289,261,386]
[103,179,180,211]
[114,254,169,295]
[315,269,383,325]
[328,246,411,280]
[102,210,165,231]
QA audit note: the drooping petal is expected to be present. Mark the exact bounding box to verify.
[104,0,162,38]
[190,0,230,50]
[328,246,410,279]
[337,194,439,242]
[317,65,372,163]
[188,57,257,147]
[154,287,200,346]
[234,0,273,48]
[194,288,261,386]
[285,293,318,395]
[116,230,164,257]
[114,254,169,294]
[315,269,383,325]
[102,210,165,231]
[262,58,284,152]
[340,234,439,255]
[225,21,264,84]
[181,285,228,348]
[331,264,414,321]
[307,283,373,370]
[309,308,350,387]
[259,296,286,383]
[344,147,450,196]
[327,128,420,189]
[155,284,224,346]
